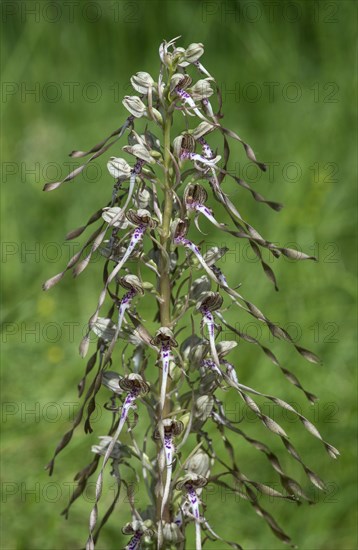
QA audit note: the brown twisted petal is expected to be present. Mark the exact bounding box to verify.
[181,133,196,153]
[197,291,223,312]
[119,373,149,395]
[119,274,144,295]
[153,418,184,439]
[126,208,156,228]
[184,183,208,206]
[175,472,208,491]
[151,326,178,347]
[172,218,188,240]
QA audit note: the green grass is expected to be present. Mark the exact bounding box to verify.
[1,1,357,548]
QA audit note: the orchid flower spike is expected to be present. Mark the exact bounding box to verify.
[43,37,334,550]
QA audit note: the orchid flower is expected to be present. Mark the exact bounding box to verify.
[124,157,145,212]
[96,275,145,365]
[116,275,144,333]
[197,292,223,368]
[86,374,149,550]
[151,327,178,414]
[122,520,153,550]
[202,358,222,379]
[172,74,210,123]
[184,182,226,232]
[154,418,184,519]
[176,473,208,550]
[85,209,156,336]
[173,218,224,286]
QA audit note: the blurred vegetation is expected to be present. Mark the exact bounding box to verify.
[1,1,356,549]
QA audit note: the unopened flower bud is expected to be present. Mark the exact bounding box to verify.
[133,188,151,209]
[190,79,214,101]
[91,317,117,341]
[130,71,155,94]
[150,107,163,126]
[122,143,155,164]
[184,42,204,63]
[185,450,210,477]
[194,394,214,422]
[162,522,184,543]
[91,436,130,459]
[107,157,131,179]
[189,275,211,300]
[102,207,128,228]
[122,95,147,118]
[101,371,123,394]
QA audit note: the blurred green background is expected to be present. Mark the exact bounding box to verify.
[1,1,356,549]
